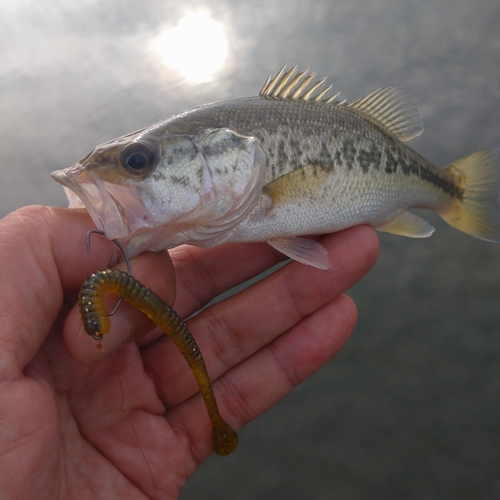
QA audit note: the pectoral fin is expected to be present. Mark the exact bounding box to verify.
[267,236,332,269]
[263,164,332,207]
[376,212,435,238]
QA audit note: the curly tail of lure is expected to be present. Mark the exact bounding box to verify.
[79,268,238,456]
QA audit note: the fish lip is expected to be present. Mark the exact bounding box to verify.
[51,165,131,239]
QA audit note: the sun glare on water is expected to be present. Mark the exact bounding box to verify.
[153,11,228,83]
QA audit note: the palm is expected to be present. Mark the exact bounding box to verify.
[0,207,378,499]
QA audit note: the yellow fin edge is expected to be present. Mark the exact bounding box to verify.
[440,148,500,242]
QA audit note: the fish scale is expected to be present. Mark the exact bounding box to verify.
[181,97,450,196]
[52,65,500,269]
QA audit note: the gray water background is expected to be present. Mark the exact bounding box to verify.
[2,0,500,498]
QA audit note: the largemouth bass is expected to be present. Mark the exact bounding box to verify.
[52,65,500,268]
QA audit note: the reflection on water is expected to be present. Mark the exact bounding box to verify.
[152,10,228,82]
[2,0,500,498]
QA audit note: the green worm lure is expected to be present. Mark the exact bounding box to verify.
[78,236,238,456]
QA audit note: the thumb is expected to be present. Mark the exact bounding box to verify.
[0,206,113,375]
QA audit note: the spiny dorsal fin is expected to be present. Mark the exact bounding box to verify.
[260,64,342,104]
[349,86,424,142]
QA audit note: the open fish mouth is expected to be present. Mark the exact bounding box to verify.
[51,164,152,248]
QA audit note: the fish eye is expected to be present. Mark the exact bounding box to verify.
[120,142,157,178]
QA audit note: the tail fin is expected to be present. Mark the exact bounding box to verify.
[440,148,500,242]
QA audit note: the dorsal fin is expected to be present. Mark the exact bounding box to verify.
[260,64,342,104]
[259,66,423,141]
[349,86,424,141]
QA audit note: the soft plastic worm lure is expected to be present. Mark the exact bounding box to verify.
[79,236,238,456]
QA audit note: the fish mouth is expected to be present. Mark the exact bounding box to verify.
[51,164,152,251]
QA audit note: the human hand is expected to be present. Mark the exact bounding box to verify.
[0,206,378,499]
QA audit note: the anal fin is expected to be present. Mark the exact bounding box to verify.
[375,212,435,238]
[267,236,332,269]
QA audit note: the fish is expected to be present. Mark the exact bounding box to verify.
[52,65,500,269]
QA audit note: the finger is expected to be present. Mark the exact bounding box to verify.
[167,293,357,462]
[66,240,287,362]
[0,206,118,374]
[170,242,287,318]
[141,225,379,406]
[0,206,176,369]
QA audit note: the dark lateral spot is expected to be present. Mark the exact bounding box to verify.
[307,141,335,173]
[385,148,398,174]
[289,137,303,157]
[277,140,288,171]
[310,159,335,173]
[371,144,382,171]
[400,156,421,177]
[358,149,372,173]
[277,140,287,160]
[319,141,331,162]
[400,158,409,175]
[334,150,342,167]
[419,166,463,199]
[342,139,356,170]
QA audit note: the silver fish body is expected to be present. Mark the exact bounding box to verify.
[52,66,500,268]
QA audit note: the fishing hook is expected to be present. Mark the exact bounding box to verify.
[86,229,132,318]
